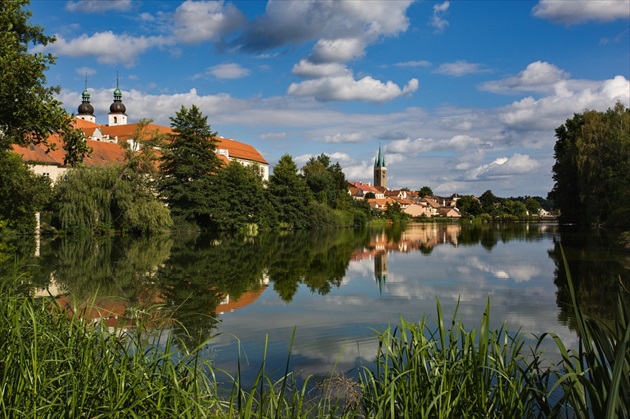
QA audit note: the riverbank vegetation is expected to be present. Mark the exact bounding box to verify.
[1,257,628,418]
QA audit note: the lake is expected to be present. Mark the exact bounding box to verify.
[6,222,629,386]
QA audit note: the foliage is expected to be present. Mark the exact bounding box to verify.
[159,105,223,227]
[212,161,275,230]
[268,154,312,229]
[0,0,69,150]
[456,195,483,216]
[53,165,172,235]
[61,122,93,167]
[0,150,52,234]
[302,154,353,210]
[549,103,630,227]
[418,186,433,198]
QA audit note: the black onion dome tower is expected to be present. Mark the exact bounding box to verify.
[77,76,96,123]
[108,74,127,126]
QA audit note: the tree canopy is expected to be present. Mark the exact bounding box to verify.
[268,154,312,229]
[158,105,223,226]
[0,0,69,150]
[549,103,630,227]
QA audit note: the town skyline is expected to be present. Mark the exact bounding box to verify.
[29,0,630,197]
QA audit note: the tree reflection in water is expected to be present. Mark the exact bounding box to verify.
[2,222,627,347]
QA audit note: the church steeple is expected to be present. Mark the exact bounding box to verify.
[108,73,127,126]
[374,144,387,189]
[77,75,96,123]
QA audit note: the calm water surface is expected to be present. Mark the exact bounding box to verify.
[8,222,629,385]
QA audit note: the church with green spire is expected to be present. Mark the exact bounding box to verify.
[374,145,387,189]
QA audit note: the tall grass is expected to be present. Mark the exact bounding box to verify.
[357,300,551,418]
[544,247,630,418]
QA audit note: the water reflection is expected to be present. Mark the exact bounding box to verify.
[1,222,628,380]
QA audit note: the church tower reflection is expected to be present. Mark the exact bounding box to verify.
[374,251,388,295]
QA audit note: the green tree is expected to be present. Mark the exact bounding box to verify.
[418,186,433,198]
[456,195,483,217]
[158,105,223,226]
[549,103,630,227]
[524,197,540,216]
[0,0,69,150]
[212,161,275,230]
[302,154,352,210]
[268,154,311,229]
[479,190,498,213]
[0,150,51,234]
[53,165,172,235]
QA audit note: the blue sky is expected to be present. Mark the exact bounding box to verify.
[29,0,629,197]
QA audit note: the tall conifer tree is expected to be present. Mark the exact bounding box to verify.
[158,105,223,226]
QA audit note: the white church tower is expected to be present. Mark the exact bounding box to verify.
[108,75,127,126]
[76,77,96,123]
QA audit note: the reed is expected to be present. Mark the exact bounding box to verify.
[357,299,551,418]
[543,246,630,418]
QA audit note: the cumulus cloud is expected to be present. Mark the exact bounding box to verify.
[434,60,490,77]
[66,0,132,13]
[75,66,97,76]
[395,60,432,68]
[500,75,630,131]
[431,1,450,33]
[35,32,172,65]
[292,60,349,78]
[481,61,570,94]
[311,38,366,63]
[172,0,246,44]
[533,0,630,24]
[387,135,491,154]
[234,0,412,57]
[205,63,250,79]
[462,154,541,180]
[323,132,363,143]
[288,72,418,103]
[260,132,287,140]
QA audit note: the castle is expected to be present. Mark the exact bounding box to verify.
[14,82,269,182]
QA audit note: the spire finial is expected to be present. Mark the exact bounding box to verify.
[116,71,119,89]
[84,74,88,90]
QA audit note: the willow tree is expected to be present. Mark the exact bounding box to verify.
[53,165,172,235]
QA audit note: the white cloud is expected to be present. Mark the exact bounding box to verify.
[500,75,630,131]
[173,0,245,44]
[35,32,172,66]
[481,61,570,94]
[323,132,363,143]
[66,0,132,13]
[462,154,541,180]
[311,38,366,63]
[288,73,418,103]
[207,63,250,79]
[236,0,412,61]
[533,0,630,24]
[434,60,490,77]
[75,66,96,76]
[260,132,287,140]
[292,60,349,78]
[431,1,450,33]
[395,60,432,68]
[387,134,490,154]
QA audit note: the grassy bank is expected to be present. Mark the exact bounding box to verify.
[1,262,628,418]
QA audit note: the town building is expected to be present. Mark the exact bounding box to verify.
[13,85,269,182]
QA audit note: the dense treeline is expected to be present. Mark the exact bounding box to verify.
[549,102,630,228]
[453,190,546,220]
